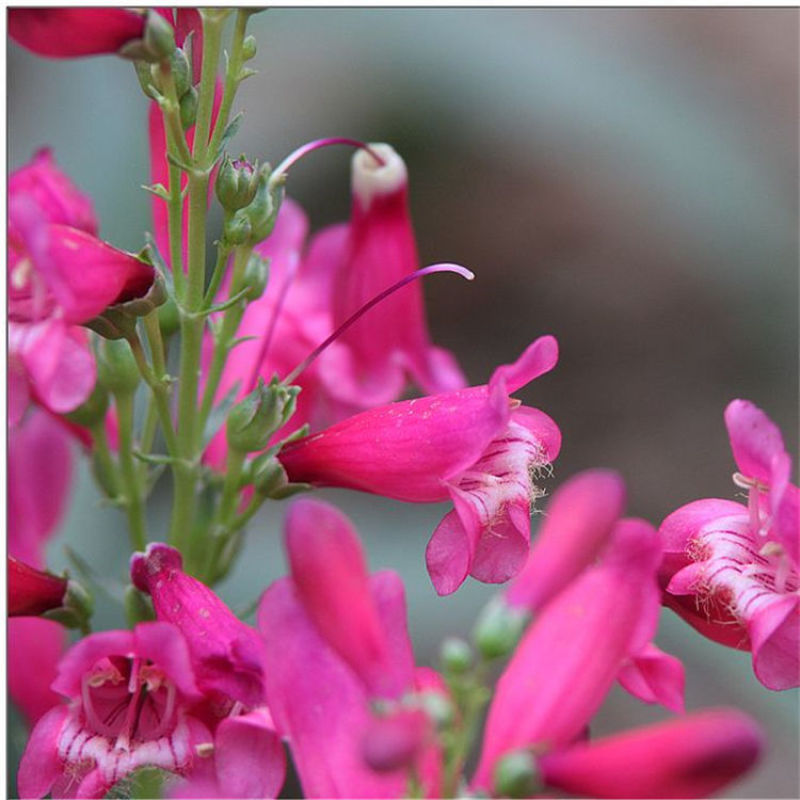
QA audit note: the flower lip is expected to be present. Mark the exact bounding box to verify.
[352,143,408,205]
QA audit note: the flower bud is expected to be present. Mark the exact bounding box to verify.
[494,751,542,799]
[440,637,473,675]
[242,166,284,245]
[216,156,260,212]
[179,86,198,131]
[63,381,110,428]
[473,595,530,661]
[226,378,298,453]
[249,454,289,496]
[242,35,257,61]
[243,252,270,301]
[158,295,180,337]
[170,47,192,98]
[222,213,253,247]
[9,556,68,617]
[142,9,175,62]
[97,339,140,395]
[417,690,455,730]
[134,60,158,99]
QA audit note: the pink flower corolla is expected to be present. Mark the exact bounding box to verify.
[659,399,799,690]
[472,517,667,791]
[258,498,439,798]
[537,708,763,799]
[278,336,561,595]
[9,150,154,415]
[9,8,146,58]
[9,556,68,618]
[8,408,73,724]
[17,623,209,799]
[130,543,267,709]
[315,143,466,410]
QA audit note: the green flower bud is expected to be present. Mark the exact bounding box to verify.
[143,10,175,62]
[472,596,529,661]
[63,382,110,428]
[243,252,269,301]
[242,166,284,245]
[493,750,541,799]
[134,60,158,99]
[158,295,180,337]
[216,156,260,212]
[97,339,140,395]
[417,690,455,730]
[440,637,473,675]
[242,35,257,61]
[249,454,289,497]
[180,86,198,131]
[170,47,192,98]
[226,377,299,453]
[222,213,253,247]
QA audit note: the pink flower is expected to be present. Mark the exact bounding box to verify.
[9,556,67,617]
[130,543,267,708]
[538,708,763,799]
[279,336,561,595]
[258,499,438,798]
[316,143,465,409]
[17,623,209,799]
[659,399,799,690]
[9,9,146,58]
[9,150,154,415]
[472,517,665,790]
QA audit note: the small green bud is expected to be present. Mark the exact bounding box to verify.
[472,596,529,661]
[180,86,198,130]
[243,252,269,301]
[125,585,155,627]
[249,454,290,497]
[216,156,260,212]
[158,296,180,337]
[171,47,192,98]
[242,166,284,245]
[417,690,455,730]
[493,750,541,799]
[222,213,253,247]
[226,378,299,453]
[242,35,257,61]
[97,339,140,395]
[134,60,158,99]
[440,637,473,675]
[64,382,109,428]
[142,10,175,62]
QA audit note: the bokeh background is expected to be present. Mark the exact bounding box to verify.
[8,8,799,797]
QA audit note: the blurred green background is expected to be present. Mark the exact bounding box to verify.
[8,9,798,798]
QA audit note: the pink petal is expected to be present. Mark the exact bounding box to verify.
[472,518,661,790]
[724,399,786,484]
[770,451,800,566]
[8,618,66,724]
[286,499,399,698]
[9,8,145,57]
[506,468,626,612]
[17,705,69,799]
[214,710,287,798]
[9,556,68,616]
[258,579,408,799]
[749,593,800,690]
[362,708,430,772]
[617,643,686,713]
[491,335,559,395]
[511,405,562,462]
[425,504,474,596]
[539,709,763,799]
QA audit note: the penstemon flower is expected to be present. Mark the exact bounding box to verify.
[659,399,799,690]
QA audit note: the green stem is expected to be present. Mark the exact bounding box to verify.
[114,391,147,552]
[203,238,232,306]
[198,245,251,435]
[193,11,226,164]
[206,10,250,159]
[89,421,121,499]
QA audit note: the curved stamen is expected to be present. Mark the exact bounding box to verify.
[283,263,475,385]
[246,252,300,393]
[148,681,177,740]
[270,137,386,184]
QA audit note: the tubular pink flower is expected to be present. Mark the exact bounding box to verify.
[279,336,560,594]
[131,543,267,708]
[317,143,466,408]
[472,518,663,790]
[659,400,799,690]
[285,498,412,698]
[9,9,146,58]
[9,556,68,617]
[505,468,627,612]
[17,623,210,799]
[538,708,764,799]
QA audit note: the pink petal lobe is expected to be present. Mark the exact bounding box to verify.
[507,468,626,612]
[539,709,763,799]
[749,593,800,690]
[17,705,69,799]
[617,643,686,713]
[492,335,559,394]
[724,399,786,484]
[426,504,474,596]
